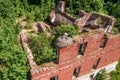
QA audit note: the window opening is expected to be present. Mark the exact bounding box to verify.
[100,35,108,48]
[78,42,88,55]
[50,76,58,80]
[73,67,80,77]
[93,58,101,69]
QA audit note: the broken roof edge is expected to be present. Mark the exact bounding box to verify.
[91,11,116,21]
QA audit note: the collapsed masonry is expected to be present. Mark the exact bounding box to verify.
[18,1,120,80]
[49,1,116,33]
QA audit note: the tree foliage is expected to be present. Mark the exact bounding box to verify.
[95,69,107,80]
[94,60,120,80]
[0,19,29,80]
[28,33,56,65]
[110,60,120,80]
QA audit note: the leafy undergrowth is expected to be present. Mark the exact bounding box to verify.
[111,27,118,34]
[95,60,120,80]
[28,33,57,65]
[0,20,30,80]
[53,24,80,37]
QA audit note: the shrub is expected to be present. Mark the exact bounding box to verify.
[97,16,102,26]
[94,69,107,80]
[28,33,56,65]
[110,60,120,80]
[112,27,118,34]
[53,24,80,37]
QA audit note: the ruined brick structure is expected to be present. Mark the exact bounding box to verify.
[49,1,116,33]
[19,1,120,80]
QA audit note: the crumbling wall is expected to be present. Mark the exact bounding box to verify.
[49,11,75,25]
[56,1,66,13]
[19,29,37,68]
[55,13,75,25]
[76,12,116,33]
[78,10,87,18]
[32,22,52,37]
[49,1,116,33]
[49,1,75,25]
[32,22,51,33]
[75,13,91,28]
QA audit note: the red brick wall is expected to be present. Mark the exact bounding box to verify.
[58,66,73,80]
[84,34,104,55]
[31,34,120,80]
[58,43,78,64]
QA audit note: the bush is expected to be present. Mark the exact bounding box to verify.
[94,69,107,80]
[115,18,120,28]
[112,27,118,34]
[110,60,120,80]
[53,24,80,37]
[97,16,102,26]
[28,33,56,65]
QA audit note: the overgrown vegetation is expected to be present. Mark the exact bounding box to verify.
[95,69,108,80]
[95,60,120,80]
[28,33,56,65]
[110,60,120,80]
[112,27,118,34]
[97,16,102,26]
[53,24,80,37]
[0,0,120,79]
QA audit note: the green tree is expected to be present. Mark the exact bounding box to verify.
[110,60,120,80]
[95,69,107,80]
[90,0,105,13]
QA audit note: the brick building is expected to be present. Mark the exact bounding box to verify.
[19,1,120,80]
